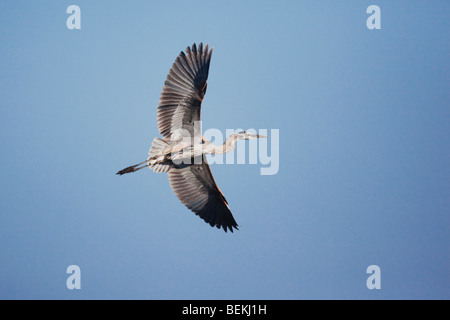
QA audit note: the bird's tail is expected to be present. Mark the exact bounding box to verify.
[148,138,169,157]
[117,138,172,175]
[147,138,171,172]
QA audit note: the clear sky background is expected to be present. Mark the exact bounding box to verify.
[0,1,449,299]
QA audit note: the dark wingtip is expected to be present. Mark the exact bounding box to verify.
[221,224,239,233]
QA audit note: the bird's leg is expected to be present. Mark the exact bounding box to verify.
[116,160,149,175]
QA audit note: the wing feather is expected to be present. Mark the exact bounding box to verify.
[157,43,213,139]
[156,44,235,232]
[168,159,239,232]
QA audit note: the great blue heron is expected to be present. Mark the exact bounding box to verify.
[117,43,266,232]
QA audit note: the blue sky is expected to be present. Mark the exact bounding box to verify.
[0,1,449,299]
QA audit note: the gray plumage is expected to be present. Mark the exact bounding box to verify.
[117,43,266,232]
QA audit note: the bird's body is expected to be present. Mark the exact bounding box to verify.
[117,43,266,232]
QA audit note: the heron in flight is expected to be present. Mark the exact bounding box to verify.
[117,43,266,232]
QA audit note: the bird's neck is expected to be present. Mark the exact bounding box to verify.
[209,135,238,155]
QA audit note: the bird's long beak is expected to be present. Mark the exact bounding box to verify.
[256,134,268,138]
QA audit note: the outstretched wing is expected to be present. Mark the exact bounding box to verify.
[168,158,239,232]
[157,43,213,139]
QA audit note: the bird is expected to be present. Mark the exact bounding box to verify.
[116,43,267,232]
